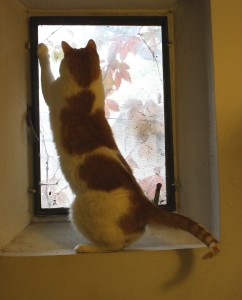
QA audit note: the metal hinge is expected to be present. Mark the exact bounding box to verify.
[172,183,179,192]
[28,188,37,194]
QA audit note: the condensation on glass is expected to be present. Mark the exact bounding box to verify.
[38,25,167,209]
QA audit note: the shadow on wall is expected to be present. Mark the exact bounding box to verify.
[162,249,195,289]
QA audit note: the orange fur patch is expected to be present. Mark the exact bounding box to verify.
[60,90,118,155]
[65,47,100,87]
[77,151,148,234]
[146,204,220,256]
[118,194,149,234]
[79,154,137,192]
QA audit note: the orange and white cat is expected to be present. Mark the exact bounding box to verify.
[37,40,219,259]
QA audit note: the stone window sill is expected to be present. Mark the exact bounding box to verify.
[1,216,203,257]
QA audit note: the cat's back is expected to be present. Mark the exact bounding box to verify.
[51,41,138,196]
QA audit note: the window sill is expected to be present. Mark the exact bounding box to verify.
[0,216,204,257]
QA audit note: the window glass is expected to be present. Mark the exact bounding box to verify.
[30,17,175,214]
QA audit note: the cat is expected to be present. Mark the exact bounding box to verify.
[37,39,219,259]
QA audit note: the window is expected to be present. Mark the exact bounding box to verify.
[29,16,175,215]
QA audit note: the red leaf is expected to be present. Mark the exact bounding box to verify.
[126,156,139,169]
[119,43,129,61]
[117,62,131,83]
[120,69,131,83]
[109,60,118,71]
[114,71,122,90]
[105,99,120,118]
[126,36,141,56]
[104,102,110,118]
[117,62,130,71]
[138,174,164,199]
[106,99,120,112]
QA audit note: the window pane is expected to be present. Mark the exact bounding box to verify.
[38,25,167,209]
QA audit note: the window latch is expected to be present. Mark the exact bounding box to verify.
[154,183,162,206]
[28,188,37,194]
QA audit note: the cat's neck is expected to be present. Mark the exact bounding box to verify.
[89,74,105,113]
[57,74,82,99]
[59,59,105,112]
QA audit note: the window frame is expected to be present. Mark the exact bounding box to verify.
[29,15,175,215]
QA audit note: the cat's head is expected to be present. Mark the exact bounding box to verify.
[60,40,101,87]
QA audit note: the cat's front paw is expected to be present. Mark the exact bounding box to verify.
[74,244,95,253]
[37,43,49,59]
[74,244,110,253]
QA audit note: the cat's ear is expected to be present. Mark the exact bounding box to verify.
[86,39,96,50]
[61,41,72,55]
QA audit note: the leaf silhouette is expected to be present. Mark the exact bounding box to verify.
[126,36,141,56]
[118,36,141,60]
[106,99,120,112]
[114,71,122,90]
[126,156,139,169]
[105,99,120,118]
[120,69,131,83]
[113,62,132,89]
[138,174,164,200]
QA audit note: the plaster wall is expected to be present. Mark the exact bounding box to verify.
[0,0,32,248]
[0,0,242,299]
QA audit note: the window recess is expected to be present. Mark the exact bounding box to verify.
[29,16,175,215]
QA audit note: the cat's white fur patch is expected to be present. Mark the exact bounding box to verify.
[55,146,128,195]
[90,75,105,113]
[70,188,144,251]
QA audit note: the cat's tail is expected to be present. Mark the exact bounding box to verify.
[145,202,220,259]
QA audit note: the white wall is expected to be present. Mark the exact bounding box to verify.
[0,0,32,248]
[1,0,242,299]
[174,0,219,232]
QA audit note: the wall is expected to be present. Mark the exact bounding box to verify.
[1,0,242,299]
[0,0,32,248]
[174,0,219,232]
[211,0,242,265]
